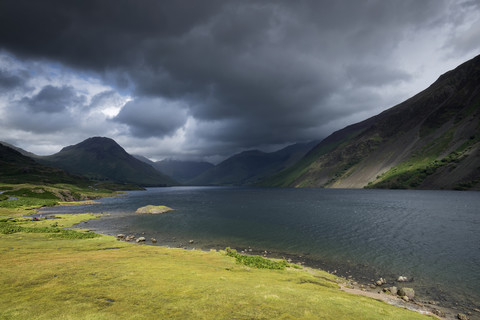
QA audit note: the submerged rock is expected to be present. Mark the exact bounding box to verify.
[135,205,174,214]
[151,238,157,243]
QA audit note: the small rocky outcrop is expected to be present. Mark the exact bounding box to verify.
[135,205,174,214]
[457,313,469,320]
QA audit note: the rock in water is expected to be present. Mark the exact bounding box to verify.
[398,287,415,300]
[397,276,408,282]
[135,205,174,214]
[136,237,146,243]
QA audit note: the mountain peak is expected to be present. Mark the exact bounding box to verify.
[61,137,124,153]
[38,137,177,187]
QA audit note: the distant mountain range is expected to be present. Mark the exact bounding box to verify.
[152,160,214,184]
[3,55,479,191]
[35,137,177,187]
[132,155,214,183]
[189,141,319,186]
[260,54,480,190]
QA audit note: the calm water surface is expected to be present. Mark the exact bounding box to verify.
[41,187,480,311]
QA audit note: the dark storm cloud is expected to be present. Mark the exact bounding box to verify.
[113,97,188,138]
[21,85,85,113]
[0,0,225,70]
[2,85,86,134]
[0,0,479,157]
[0,69,24,90]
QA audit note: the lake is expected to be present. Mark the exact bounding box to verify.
[40,186,480,312]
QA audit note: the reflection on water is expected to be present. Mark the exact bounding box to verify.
[41,186,480,311]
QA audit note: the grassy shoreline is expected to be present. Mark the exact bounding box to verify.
[0,184,440,319]
[0,216,439,319]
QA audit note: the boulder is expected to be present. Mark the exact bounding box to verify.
[398,287,415,300]
[125,235,135,241]
[432,309,445,318]
[383,286,397,295]
[457,313,469,320]
[151,238,157,243]
[397,276,408,282]
[136,237,146,243]
[116,234,125,239]
[189,240,194,244]
[135,205,173,214]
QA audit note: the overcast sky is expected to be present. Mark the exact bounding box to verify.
[0,0,479,163]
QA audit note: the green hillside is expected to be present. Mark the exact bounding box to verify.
[0,143,90,186]
[260,54,480,190]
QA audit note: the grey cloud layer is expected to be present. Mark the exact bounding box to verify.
[113,98,188,138]
[0,0,479,158]
[22,85,85,114]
